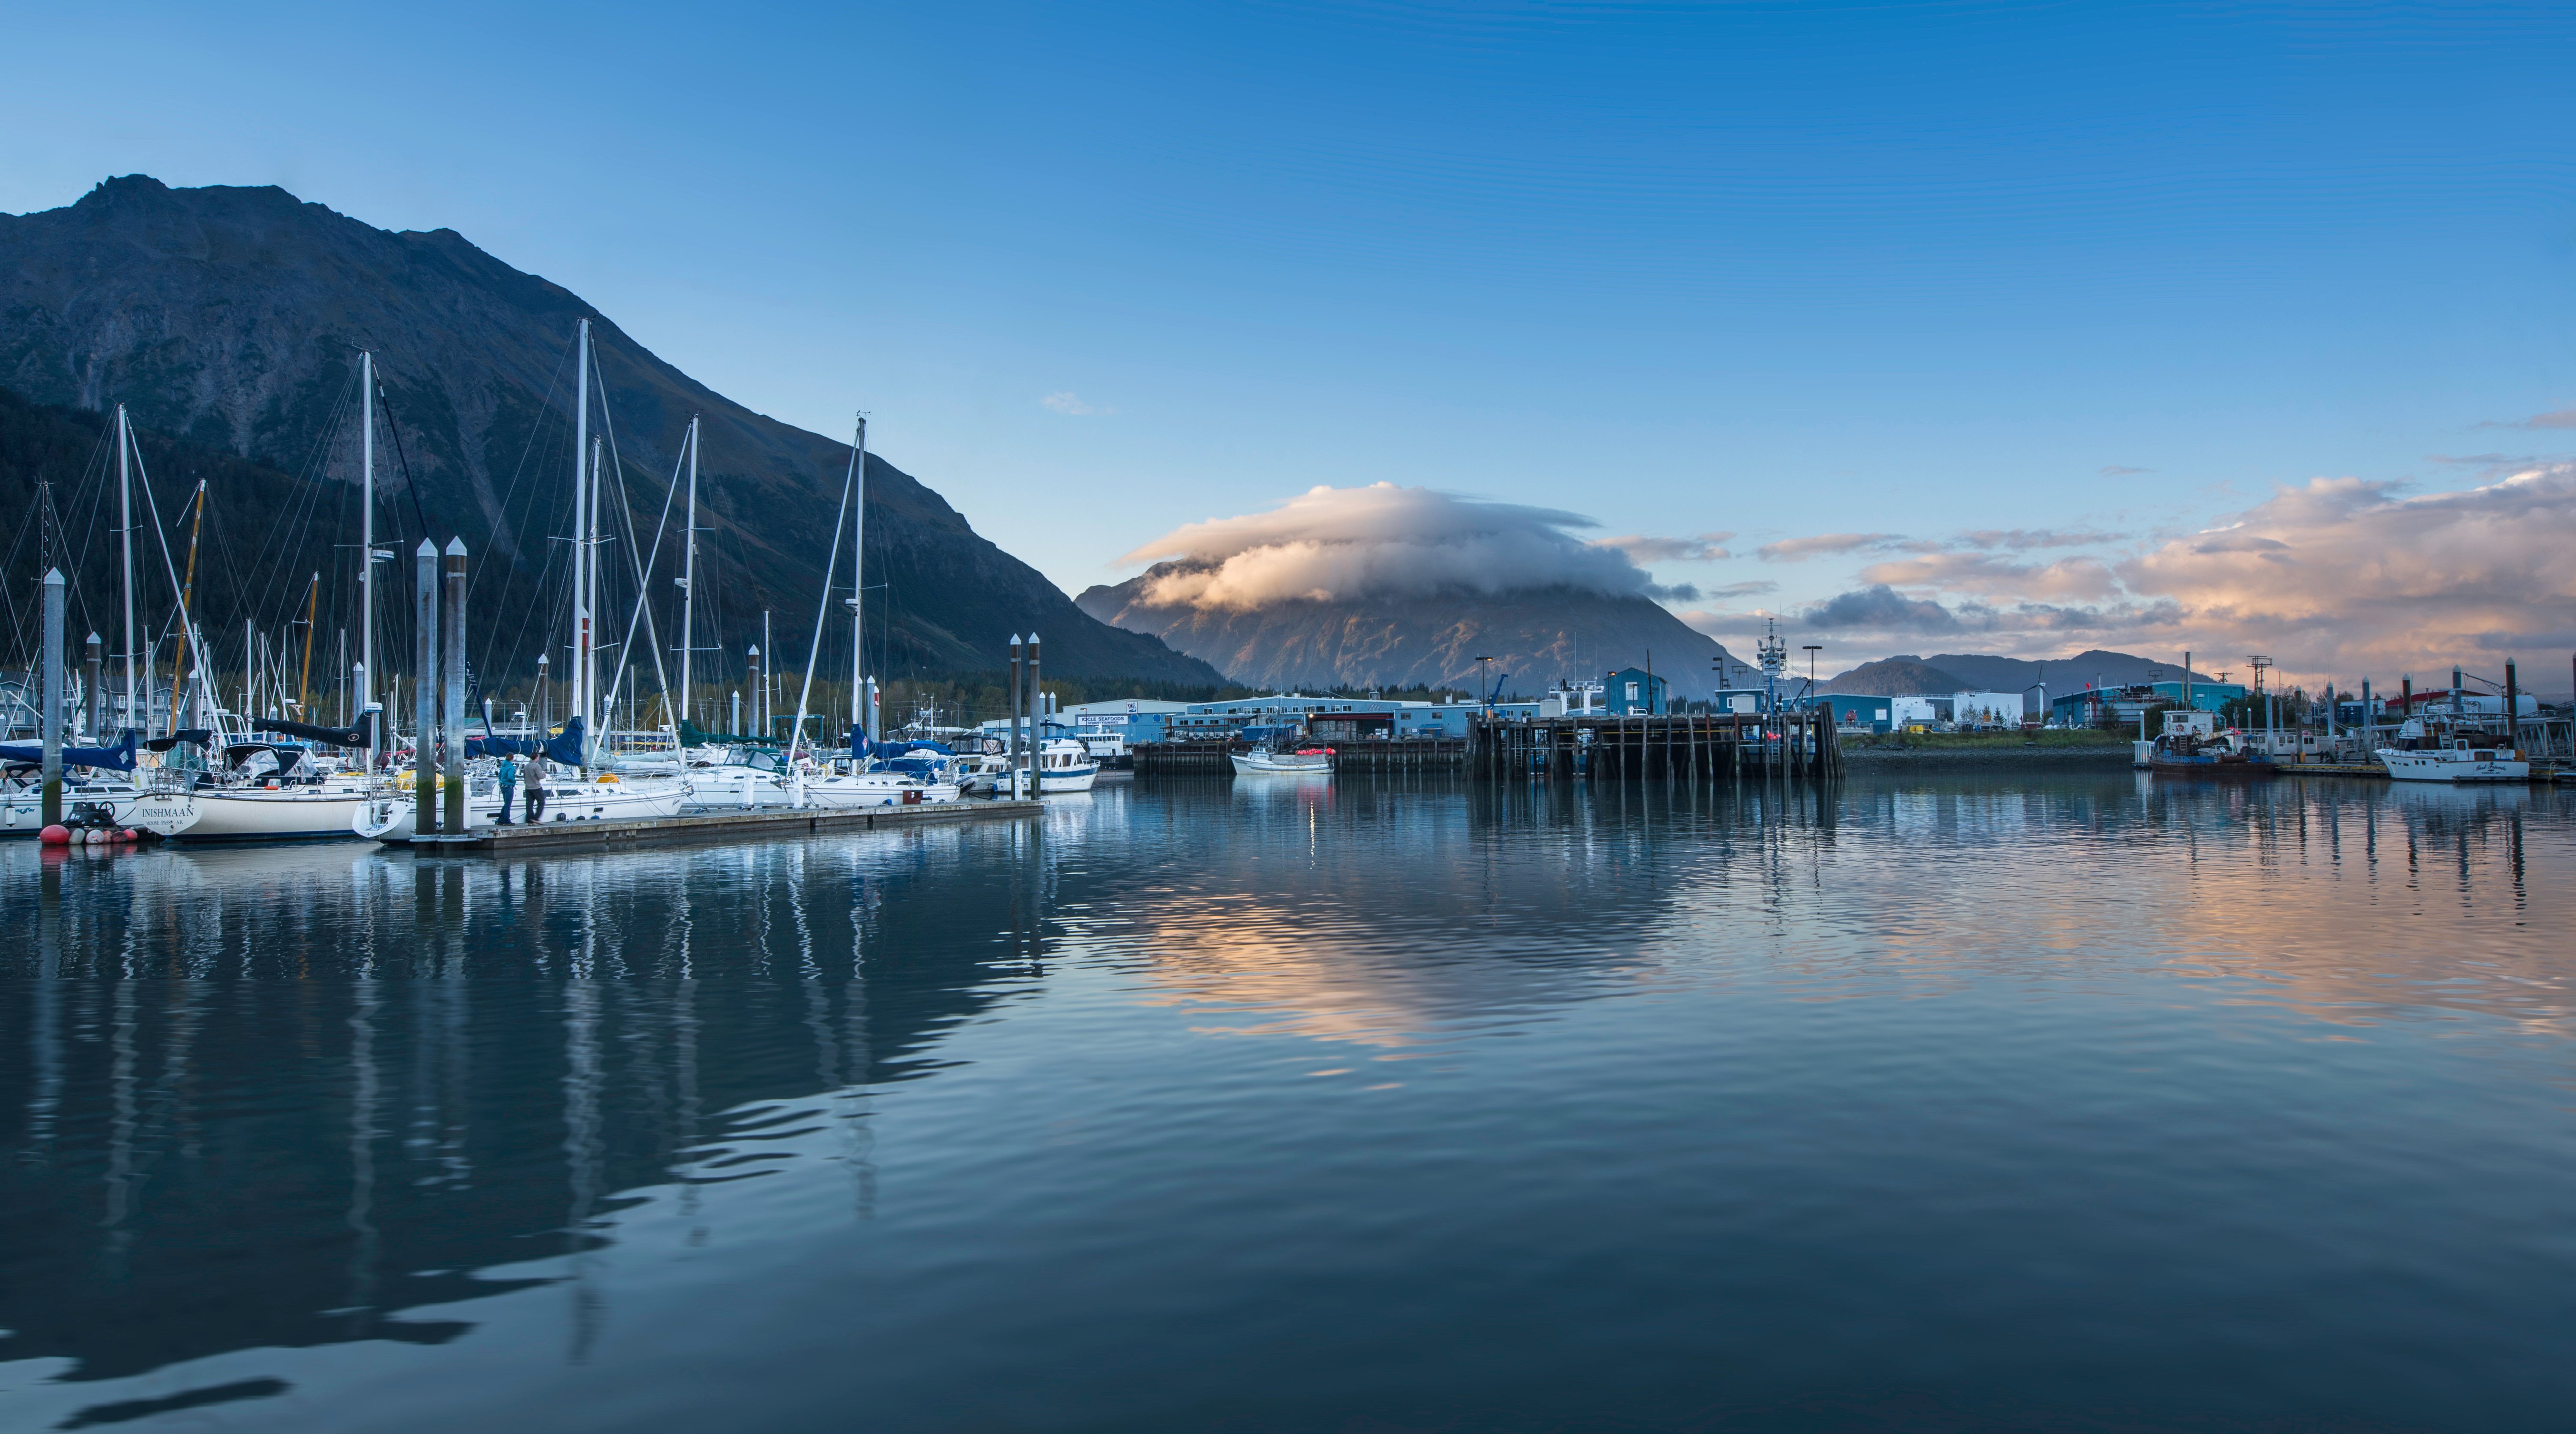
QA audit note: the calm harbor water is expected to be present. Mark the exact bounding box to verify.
[2,772,2570,1432]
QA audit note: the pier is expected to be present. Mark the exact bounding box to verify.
[1472,710,1844,781]
[386,798,1041,854]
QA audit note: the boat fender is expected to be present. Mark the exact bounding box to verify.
[39,824,70,846]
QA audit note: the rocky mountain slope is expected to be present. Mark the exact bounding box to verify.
[1826,650,2217,696]
[1818,656,1971,696]
[0,176,1219,685]
[1077,563,1739,699]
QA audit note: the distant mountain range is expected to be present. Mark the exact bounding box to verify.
[1824,650,2219,696]
[1077,564,1740,699]
[0,176,1219,686]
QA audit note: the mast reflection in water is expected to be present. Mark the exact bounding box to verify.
[3,774,2571,1432]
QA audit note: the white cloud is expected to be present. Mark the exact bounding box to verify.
[1592,531,1734,563]
[1041,391,1109,415]
[1736,467,2576,685]
[1755,532,1903,562]
[1117,483,1679,610]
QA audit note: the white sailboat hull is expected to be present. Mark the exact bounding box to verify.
[179,786,373,841]
[1,784,202,838]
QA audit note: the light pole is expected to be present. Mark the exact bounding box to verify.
[1476,655,1496,708]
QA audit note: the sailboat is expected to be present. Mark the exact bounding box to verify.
[685,412,957,811]
[1,404,204,837]
[177,358,385,839]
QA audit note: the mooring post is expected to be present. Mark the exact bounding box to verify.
[1008,634,1024,799]
[2504,659,2520,754]
[82,633,102,743]
[414,539,440,837]
[40,568,64,827]
[441,537,468,834]
[1028,631,1043,776]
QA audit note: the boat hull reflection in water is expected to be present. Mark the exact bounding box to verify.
[2,773,2572,1431]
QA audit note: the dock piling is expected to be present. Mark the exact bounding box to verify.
[414,539,440,837]
[441,537,468,834]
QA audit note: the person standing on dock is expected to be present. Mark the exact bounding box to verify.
[497,754,519,826]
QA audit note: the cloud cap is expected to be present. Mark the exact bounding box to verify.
[1120,483,1693,609]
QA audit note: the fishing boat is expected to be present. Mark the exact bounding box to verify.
[1232,745,1332,776]
[2147,729,2275,777]
[2378,738,2529,783]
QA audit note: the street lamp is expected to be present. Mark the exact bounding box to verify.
[1475,655,1496,708]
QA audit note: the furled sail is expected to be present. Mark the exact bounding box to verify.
[0,730,139,771]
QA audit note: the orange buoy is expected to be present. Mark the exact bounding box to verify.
[39,824,71,845]
[121,829,140,843]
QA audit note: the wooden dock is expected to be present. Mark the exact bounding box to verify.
[1133,740,1240,776]
[1472,710,1844,782]
[390,798,1041,854]
[1331,738,1468,774]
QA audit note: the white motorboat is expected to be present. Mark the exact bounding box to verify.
[2378,739,2530,783]
[681,759,956,812]
[952,751,1012,796]
[1232,746,1333,776]
[1033,739,1100,792]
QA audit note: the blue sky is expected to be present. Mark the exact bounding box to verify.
[8,1,2574,681]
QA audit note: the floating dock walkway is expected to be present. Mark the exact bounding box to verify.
[387,799,1041,854]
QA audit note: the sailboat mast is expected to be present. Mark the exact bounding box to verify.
[117,405,135,735]
[300,572,318,718]
[680,415,697,727]
[571,318,592,758]
[849,415,866,737]
[358,350,375,718]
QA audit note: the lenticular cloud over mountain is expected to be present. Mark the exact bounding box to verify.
[1119,483,1676,609]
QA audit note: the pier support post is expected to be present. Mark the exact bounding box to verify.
[40,568,64,827]
[1008,634,1024,799]
[82,633,101,742]
[414,539,440,837]
[442,538,468,834]
[2505,660,2521,754]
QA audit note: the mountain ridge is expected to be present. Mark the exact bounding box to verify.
[1826,650,2223,696]
[0,175,1221,686]
[1078,561,1740,699]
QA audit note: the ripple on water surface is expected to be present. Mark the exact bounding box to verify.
[1,772,2570,1432]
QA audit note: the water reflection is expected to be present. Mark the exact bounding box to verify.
[1,772,2570,1431]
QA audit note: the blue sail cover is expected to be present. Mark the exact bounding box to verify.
[470,716,585,764]
[253,712,376,748]
[848,728,873,761]
[0,730,138,771]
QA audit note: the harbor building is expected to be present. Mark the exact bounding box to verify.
[1603,668,1669,716]
[2048,680,2247,727]
[1822,694,1895,733]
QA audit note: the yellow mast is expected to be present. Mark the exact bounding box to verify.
[299,571,318,718]
[176,480,207,718]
